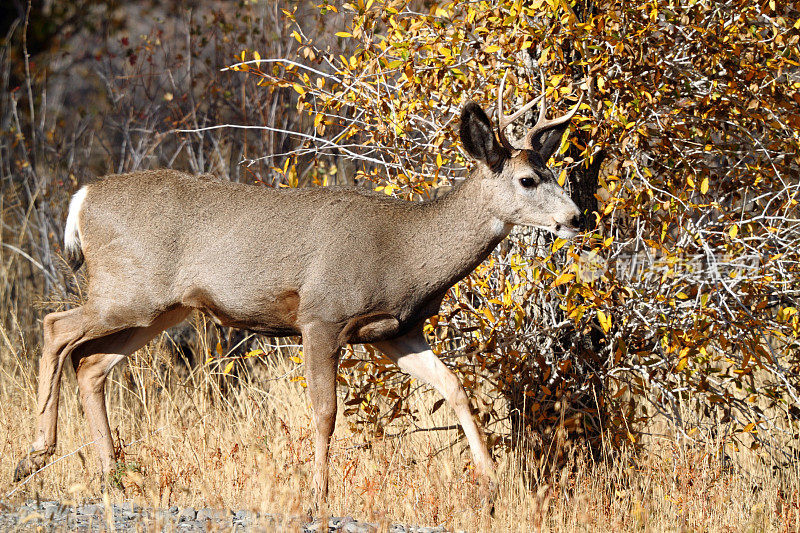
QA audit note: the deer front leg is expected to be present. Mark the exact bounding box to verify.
[301,322,341,509]
[373,326,496,480]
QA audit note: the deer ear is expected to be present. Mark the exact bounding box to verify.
[528,123,569,163]
[460,102,507,169]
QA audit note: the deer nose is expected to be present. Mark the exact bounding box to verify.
[569,213,587,232]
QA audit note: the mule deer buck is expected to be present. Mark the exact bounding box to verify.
[15,74,584,504]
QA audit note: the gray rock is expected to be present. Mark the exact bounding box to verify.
[77,504,101,516]
[234,509,256,522]
[197,507,228,522]
[178,506,197,522]
[304,519,325,532]
[331,516,356,528]
[155,509,175,522]
[344,522,377,533]
[41,502,62,520]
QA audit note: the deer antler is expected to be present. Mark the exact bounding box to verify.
[496,70,543,151]
[524,71,584,151]
[495,70,584,152]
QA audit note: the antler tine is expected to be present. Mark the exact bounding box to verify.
[496,70,544,151]
[525,89,584,150]
[520,70,584,150]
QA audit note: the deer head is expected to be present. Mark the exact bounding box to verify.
[459,72,584,238]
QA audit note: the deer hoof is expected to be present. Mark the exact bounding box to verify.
[13,451,49,482]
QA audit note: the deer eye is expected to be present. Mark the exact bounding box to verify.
[519,177,538,188]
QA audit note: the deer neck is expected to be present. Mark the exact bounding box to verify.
[413,173,511,295]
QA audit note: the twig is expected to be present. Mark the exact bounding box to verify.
[1,243,59,285]
[6,440,97,498]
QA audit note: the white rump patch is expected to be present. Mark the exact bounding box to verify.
[64,186,88,255]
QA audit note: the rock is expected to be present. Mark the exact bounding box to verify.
[331,516,356,528]
[77,504,101,516]
[344,521,377,533]
[41,502,62,520]
[304,519,325,532]
[155,509,175,522]
[197,507,228,522]
[178,506,197,522]
[234,509,256,523]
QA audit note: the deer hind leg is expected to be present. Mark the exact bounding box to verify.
[14,305,188,483]
[14,307,88,481]
[70,307,190,485]
[301,322,342,509]
[373,326,496,480]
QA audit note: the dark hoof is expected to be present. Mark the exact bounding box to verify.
[14,452,48,482]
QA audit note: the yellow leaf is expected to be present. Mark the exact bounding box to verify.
[292,83,306,95]
[597,310,611,333]
[557,168,567,186]
[597,76,605,92]
[253,50,261,68]
[700,177,709,194]
[223,361,235,375]
[485,44,501,53]
[551,238,568,252]
[215,341,223,355]
[335,31,352,38]
[552,271,575,287]
[729,225,739,238]
[289,356,303,364]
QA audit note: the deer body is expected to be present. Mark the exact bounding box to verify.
[74,170,510,342]
[15,85,584,505]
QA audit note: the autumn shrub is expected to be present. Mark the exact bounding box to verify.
[231,0,800,470]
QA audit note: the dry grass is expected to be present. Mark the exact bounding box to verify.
[0,310,798,532]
